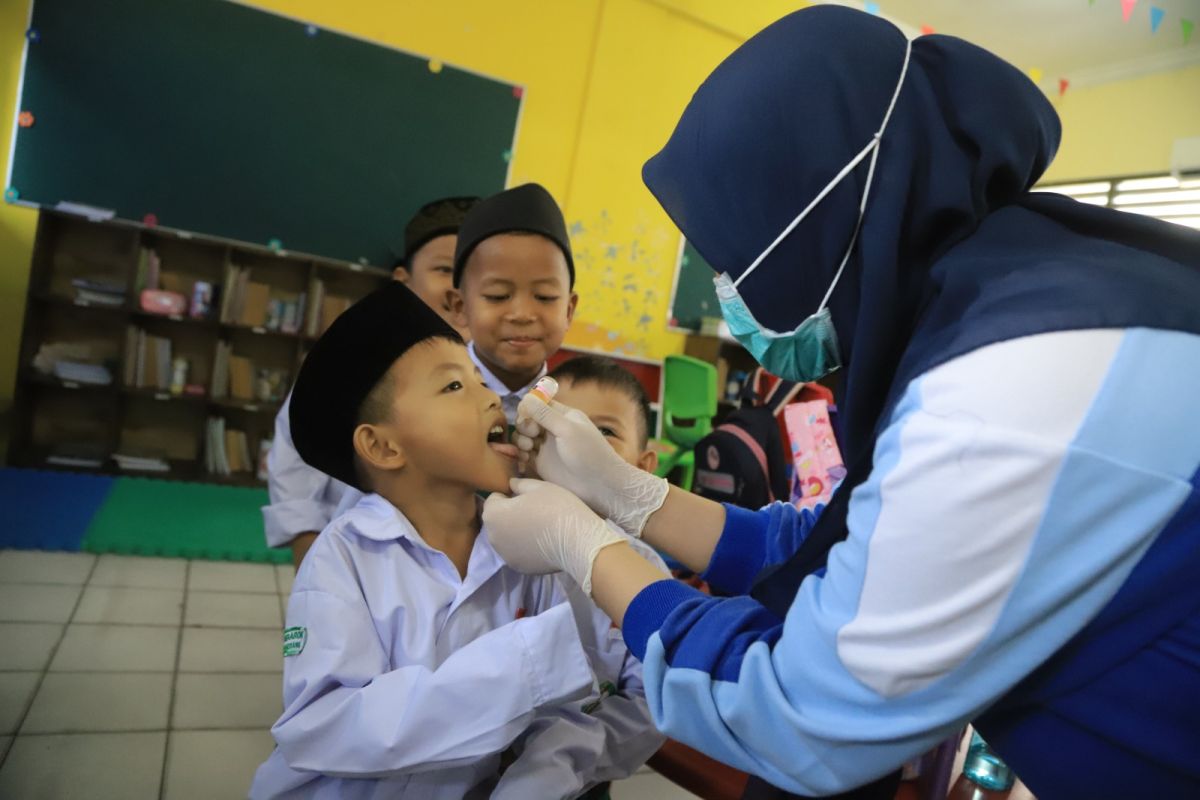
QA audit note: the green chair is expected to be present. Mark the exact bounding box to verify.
[653,354,718,491]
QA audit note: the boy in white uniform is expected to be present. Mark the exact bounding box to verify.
[262,196,478,567]
[250,282,663,799]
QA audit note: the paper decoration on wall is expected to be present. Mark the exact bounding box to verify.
[305,24,318,37]
[5,187,19,202]
[17,111,34,128]
[143,212,159,227]
[1150,6,1165,33]
[1121,0,1138,24]
[26,28,39,42]
[864,2,880,15]
[1027,67,1043,84]
[502,149,512,163]
[920,24,935,35]
[428,59,443,74]
[1058,78,1070,97]
[512,86,524,99]
[1184,18,1195,44]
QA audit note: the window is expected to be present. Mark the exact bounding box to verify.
[1036,174,1200,230]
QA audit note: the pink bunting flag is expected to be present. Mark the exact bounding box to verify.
[1058,78,1070,97]
[1121,0,1138,23]
[1150,6,1165,33]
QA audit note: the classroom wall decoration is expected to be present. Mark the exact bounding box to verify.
[6,0,522,267]
[562,207,684,359]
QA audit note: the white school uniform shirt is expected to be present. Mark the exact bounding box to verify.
[250,494,664,800]
[261,345,544,548]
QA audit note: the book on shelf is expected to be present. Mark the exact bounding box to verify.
[124,327,173,390]
[112,450,170,473]
[210,340,232,398]
[133,248,161,293]
[228,355,255,401]
[204,418,252,476]
[241,281,271,327]
[305,278,325,338]
[46,442,109,470]
[320,295,353,336]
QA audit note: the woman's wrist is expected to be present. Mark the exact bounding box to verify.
[589,542,670,627]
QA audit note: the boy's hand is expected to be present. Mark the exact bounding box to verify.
[515,394,669,538]
[482,479,625,595]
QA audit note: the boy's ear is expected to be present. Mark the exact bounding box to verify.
[447,287,468,329]
[566,291,579,325]
[637,447,658,475]
[352,422,406,473]
[392,266,411,283]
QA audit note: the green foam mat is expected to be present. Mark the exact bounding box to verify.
[82,477,289,564]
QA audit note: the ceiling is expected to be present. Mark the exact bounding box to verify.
[822,0,1200,88]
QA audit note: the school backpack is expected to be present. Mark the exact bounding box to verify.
[690,371,794,509]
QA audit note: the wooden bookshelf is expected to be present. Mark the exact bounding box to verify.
[8,210,390,486]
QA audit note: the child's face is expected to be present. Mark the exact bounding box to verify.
[451,234,577,387]
[393,235,471,341]
[359,338,516,494]
[553,378,657,473]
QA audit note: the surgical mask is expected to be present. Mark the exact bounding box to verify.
[715,39,912,383]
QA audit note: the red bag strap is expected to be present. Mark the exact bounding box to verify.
[716,423,775,503]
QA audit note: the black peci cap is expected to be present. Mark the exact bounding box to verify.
[289,282,462,490]
[452,183,574,287]
[402,196,480,266]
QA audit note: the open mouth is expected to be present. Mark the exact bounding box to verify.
[487,421,519,459]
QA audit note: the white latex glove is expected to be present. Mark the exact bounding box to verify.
[515,393,669,538]
[482,479,625,596]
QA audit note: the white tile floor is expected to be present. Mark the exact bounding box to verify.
[0,549,697,799]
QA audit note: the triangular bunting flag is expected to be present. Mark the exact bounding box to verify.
[864,2,880,16]
[920,24,935,35]
[1150,6,1165,33]
[1184,18,1195,44]
[1028,67,1044,84]
[1058,78,1070,97]
[1121,0,1138,23]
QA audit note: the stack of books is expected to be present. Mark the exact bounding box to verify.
[71,277,126,307]
[112,450,170,473]
[220,263,305,331]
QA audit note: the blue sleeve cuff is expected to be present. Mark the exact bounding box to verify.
[700,503,770,595]
[624,579,707,661]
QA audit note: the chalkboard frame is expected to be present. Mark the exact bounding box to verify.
[5,0,524,268]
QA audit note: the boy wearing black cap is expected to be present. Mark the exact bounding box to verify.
[263,196,477,568]
[251,283,663,798]
[394,196,479,341]
[450,182,578,424]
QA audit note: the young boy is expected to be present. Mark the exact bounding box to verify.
[262,196,478,567]
[548,355,659,476]
[394,196,479,341]
[250,283,662,799]
[451,182,577,423]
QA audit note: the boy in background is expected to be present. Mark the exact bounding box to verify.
[451,182,577,423]
[251,283,661,798]
[262,196,478,567]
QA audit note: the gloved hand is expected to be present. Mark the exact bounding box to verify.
[515,393,669,538]
[482,479,626,596]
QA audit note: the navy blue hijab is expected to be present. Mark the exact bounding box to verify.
[643,6,1200,616]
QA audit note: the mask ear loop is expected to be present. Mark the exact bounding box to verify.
[735,38,915,298]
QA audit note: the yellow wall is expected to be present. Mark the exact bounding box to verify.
[1042,64,1200,183]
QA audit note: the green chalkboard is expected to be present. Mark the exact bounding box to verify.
[667,239,720,333]
[7,0,521,266]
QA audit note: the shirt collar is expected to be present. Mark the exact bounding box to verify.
[467,341,547,400]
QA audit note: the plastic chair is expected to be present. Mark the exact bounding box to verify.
[653,354,718,491]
